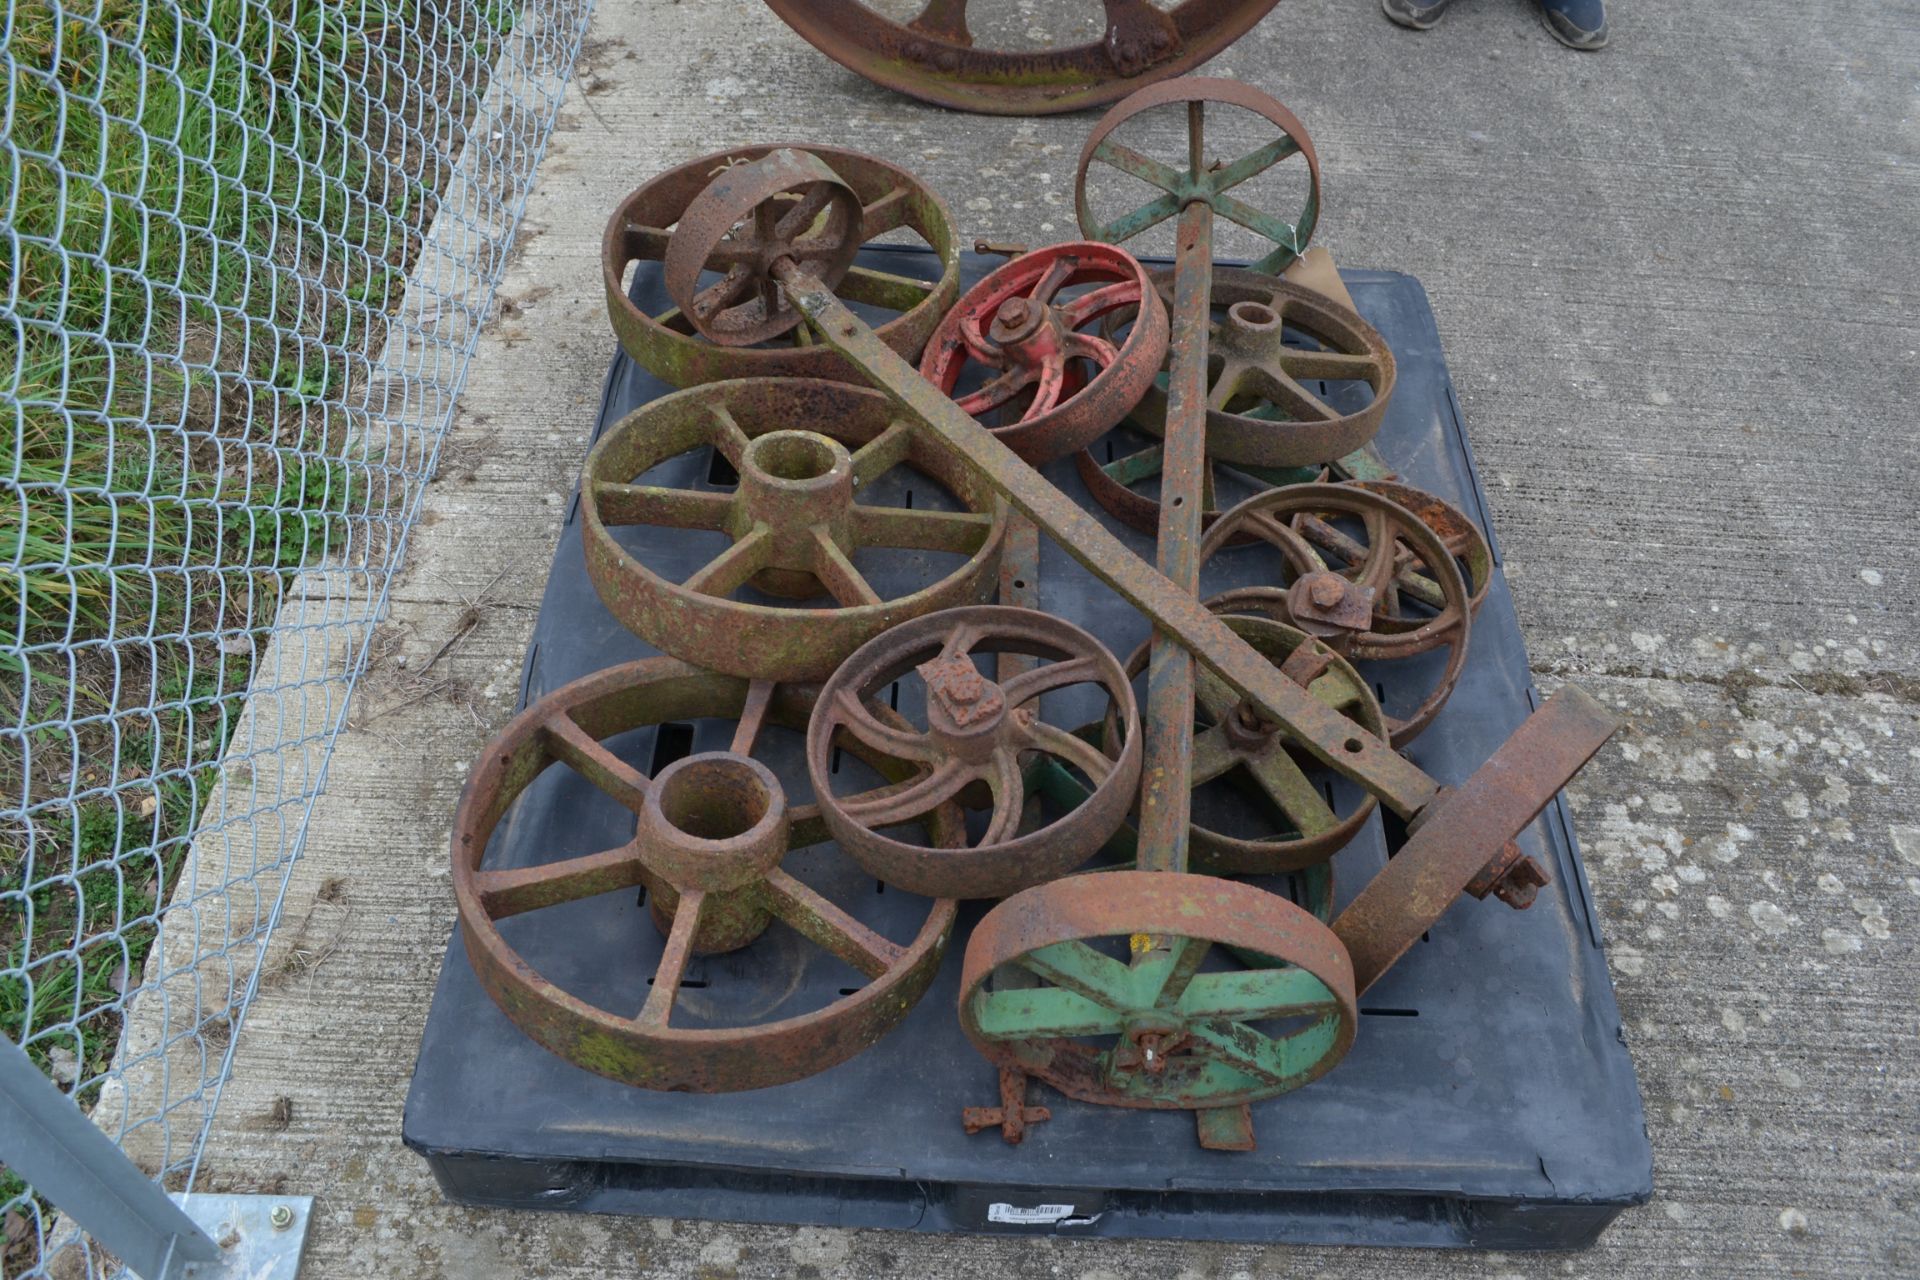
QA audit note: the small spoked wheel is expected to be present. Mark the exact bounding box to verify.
[604,145,960,385]
[580,378,1006,681]
[762,0,1284,116]
[808,606,1143,899]
[1105,613,1385,873]
[919,241,1169,464]
[1126,268,1396,469]
[1199,483,1473,745]
[452,659,961,1092]
[1077,78,1320,276]
[959,871,1357,1110]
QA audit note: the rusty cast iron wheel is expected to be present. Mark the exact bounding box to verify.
[1077,78,1320,277]
[919,241,1170,465]
[1104,612,1383,874]
[451,659,962,1092]
[1199,483,1472,746]
[664,149,866,347]
[1076,438,1319,540]
[762,0,1283,117]
[808,606,1144,899]
[604,145,960,385]
[581,378,1006,681]
[1125,268,1395,469]
[959,871,1356,1110]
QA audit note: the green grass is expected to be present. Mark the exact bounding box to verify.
[0,0,520,1260]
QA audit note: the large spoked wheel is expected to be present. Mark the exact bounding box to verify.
[763,0,1283,116]
[808,606,1143,899]
[452,659,961,1092]
[1106,613,1385,874]
[580,379,1006,681]
[1077,77,1320,276]
[919,241,1169,464]
[604,145,960,385]
[1200,483,1472,746]
[959,871,1356,1110]
[1126,268,1396,468]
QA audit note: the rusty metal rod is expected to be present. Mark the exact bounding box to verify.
[1135,191,1214,872]
[774,257,1441,819]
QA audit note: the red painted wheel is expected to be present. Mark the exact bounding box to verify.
[919,242,1168,464]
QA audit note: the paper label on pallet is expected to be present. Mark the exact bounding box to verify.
[987,1202,1080,1226]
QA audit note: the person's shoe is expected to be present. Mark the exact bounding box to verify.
[1537,0,1608,48]
[1380,0,1454,31]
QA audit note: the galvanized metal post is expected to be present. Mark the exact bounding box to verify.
[0,1036,220,1279]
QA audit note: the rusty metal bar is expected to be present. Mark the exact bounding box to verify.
[1135,189,1215,872]
[774,259,1442,819]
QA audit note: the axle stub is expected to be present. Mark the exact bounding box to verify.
[1125,268,1396,469]
[762,0,1283,116]
[809,606,1143,899]
[1077,78,1321,277]
[452,659,961,1092]
[581,378,1006,681]
[959,871,1357,1111]
[920,241,1169,464]
[604,144,960,386]
[1106,613,1385,874]
[1200,483,1472,745]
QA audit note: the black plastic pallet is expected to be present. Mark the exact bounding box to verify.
[402,250,1651,1249]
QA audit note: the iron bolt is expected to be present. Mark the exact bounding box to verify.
[1308,574,1346,608]
[996,297,1033,329]
[269,1204,295,1231]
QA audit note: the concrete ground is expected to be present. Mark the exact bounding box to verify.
[183,0,1919,1275]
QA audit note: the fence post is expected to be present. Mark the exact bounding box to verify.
[0,1036,220,1279]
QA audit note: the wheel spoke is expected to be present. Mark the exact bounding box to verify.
[730,679,777,756]
[775,184,835,241]
[851,504,994,554]
[1208,135,1303,195]
[1212,189,1303,254]
[592,482,734,530]
[683,525,771,597]
[622,221,672,262]
[1024,357,1068,419]
[1276,347,1380,382]
[1208,358,1250,412]
[1141,933,1210,1008]
[1244,747,1339,837]
[830,688,939,763]
[1306,671,1367,715]
[1063,330,1119,371]
[691,265,755,319]
[1102,444,1163,486]
[982,747,1026,845]
[1186,1020,1295,1088]
[836,264,935,312]
[1188,723,1239,786]
[1094,191,1182,245]
[1179,966,1341,1020]
[474,844,646,920]
[762,867,904,979]
[837,758,969,826]
[998,655,1101,707]
[1017,939,1134,1008]
[955,366,1035,416]
[812,527,884,607]
[1090,138,1186,196]
[1243,364,1340,422]
[849,417,916,483]
[1192,665,1242,721]
[1026,256,1076,304]
[543,715,650,812]
[970,986,1126,1039]
[634,889,704,1029]
[1057,280,1141,330]
[707,402,753,466]
[861,185,912,238]
[1022,719,1114,784]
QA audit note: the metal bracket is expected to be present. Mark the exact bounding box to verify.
[171,1193,315,1280]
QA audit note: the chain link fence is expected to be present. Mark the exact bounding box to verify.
[1,0,593,1271]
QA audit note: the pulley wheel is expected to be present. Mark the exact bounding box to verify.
[604,144,960,385]
[452,658,962,1092]
[919,241,1169,464]
[581,378,1006,681]
[808,606,1143,899]
[763,0,1283,116]
[959,871,1356,1110]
